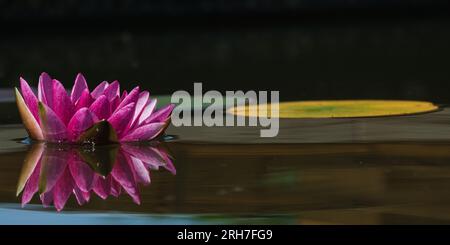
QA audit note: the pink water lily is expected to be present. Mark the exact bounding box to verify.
[15,72,174,143]
[17,143,176,211]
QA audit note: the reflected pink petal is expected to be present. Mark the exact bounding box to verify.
[110,179,121,197]
[39,147,69,194]
[40,189,54,208]
[161,150,177,175]
[93,176,111,200]
[111,152,140,204]
[17,143,44,196]
[21,161,41,206]
[53,168,74,211]
[73,187,90,205]
[69,152,97,192]
[121,144,167,167]
[18,142,175,210]
[129,156,151,185]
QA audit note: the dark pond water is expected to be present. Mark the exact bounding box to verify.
[3,98,450,224]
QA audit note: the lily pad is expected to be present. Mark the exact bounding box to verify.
[229,100,439,118]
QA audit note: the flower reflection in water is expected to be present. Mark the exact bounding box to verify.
[16,142,175,211]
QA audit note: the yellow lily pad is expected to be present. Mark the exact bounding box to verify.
[229,100,439,118]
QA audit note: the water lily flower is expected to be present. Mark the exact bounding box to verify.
[15,72,174,144]
[17,143,175,211]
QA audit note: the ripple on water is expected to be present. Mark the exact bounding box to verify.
[0,125,28,153]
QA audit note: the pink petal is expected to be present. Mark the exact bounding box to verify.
[121,122,165,142]
[110,180,121,197]
[130,91,149,128]
[110,95,121,112]
[69,152,97,192]
[38,102,68,142]
[103,80,120,101]
[114,86,139,113]
[89,95,111,120]
[38,72,53,106]
[129,156,151,185]
[111,152,140,204]
[39,147,69,194]
[161,150,177,175]
[21,161,41,207]
[144,104,175,124]
[138,98,157,126]
[52,79,75,125]
[91,81,109,99]
[15,88,44,140]
[121,144,167,168]
[67,108,99,141]
[71,73,88,103]
[75,89,94,110]
[93,176,111,200]
[20,77,39,122]
[17,143,44,196]
[108,102,135,138]
[40,189,54,208]
[120,90,128,101]
[73,187,90,205]
[53,168,74,211]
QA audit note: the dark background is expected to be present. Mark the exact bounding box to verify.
[2,0,450,102]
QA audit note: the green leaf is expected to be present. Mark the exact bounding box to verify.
[77,120,118,145]
[77,145,118,176]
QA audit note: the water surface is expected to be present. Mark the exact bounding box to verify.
[2,111,450,224]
